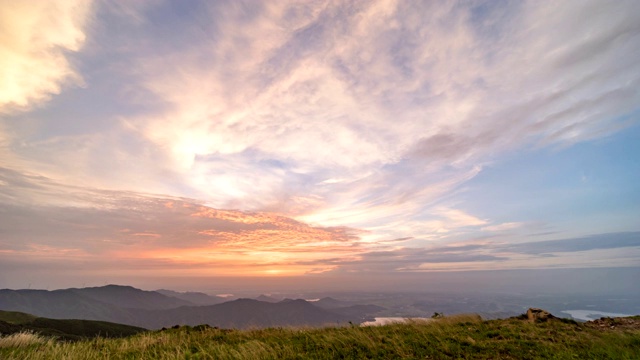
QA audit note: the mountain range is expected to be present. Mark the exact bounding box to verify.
[0,285,384,329]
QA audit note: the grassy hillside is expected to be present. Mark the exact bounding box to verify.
[0,310,146,341]
[1,314,639,359]
[0,311,37,324]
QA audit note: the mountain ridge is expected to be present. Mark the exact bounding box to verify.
[0,285,382,329]
[156,289,226,306]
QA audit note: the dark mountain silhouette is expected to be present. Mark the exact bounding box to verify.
[0,285,194,324]
[255,294,282,303]
[157,289,226,306]
[72,285,193,309]
[132,298,354,329]
[0,286,385,330]
[0,288,135,324]
[313,297,356,309]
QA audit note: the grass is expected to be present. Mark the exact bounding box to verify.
[0,332,53,348]
[0,311,38,325]
[0,310,146,341]
[1,314,639,359]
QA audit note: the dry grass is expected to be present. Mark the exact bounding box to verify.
[1,315,639,359]
[0,331,53,348]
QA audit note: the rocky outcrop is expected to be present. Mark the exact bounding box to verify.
[586,316,640,330]
[527,308,556,322]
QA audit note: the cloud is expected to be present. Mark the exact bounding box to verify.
[104,0,639,229]
[293,245,508,274]
[505,232,640,255]
[432,208,487,228]
[1,0,639,283]
[0,167,364,276]
[304,232,640,273]
[481,222,524,232]
[0,0,93,112]
[1,167,639,280]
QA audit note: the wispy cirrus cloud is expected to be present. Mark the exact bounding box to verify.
[504,232,640,255]
[109,0,640,235]
[481,222,524,232]
[289,232,640,273]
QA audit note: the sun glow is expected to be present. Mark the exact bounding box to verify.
[264,269,283,275]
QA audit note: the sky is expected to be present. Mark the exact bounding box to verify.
[0,0,639,293]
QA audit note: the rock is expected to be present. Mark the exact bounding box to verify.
[527,308,555,322]
[586,316,640,330]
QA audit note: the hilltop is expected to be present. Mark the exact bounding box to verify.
[1,311,639,359]
[0,310,146,341]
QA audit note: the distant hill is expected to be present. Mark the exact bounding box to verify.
[0,310,146,341]
[157,289,226,306]
[73,285,193,309]
[255,294,282,303]
[0,286,385,330]
[0,310,37,324]
[0,288,135,324]
[0,285,195,324]
[131,298,355,329]
[313,297,355,309]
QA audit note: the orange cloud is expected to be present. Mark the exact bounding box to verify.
[127,245,355,276]
[132,232,161,238]
[192,206,361,249]
[98,204,367,276]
